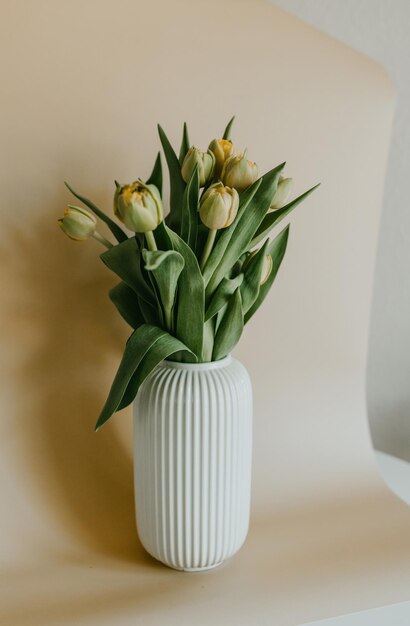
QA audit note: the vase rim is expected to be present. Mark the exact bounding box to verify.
[159,355,232,371]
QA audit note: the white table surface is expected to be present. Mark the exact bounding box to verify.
[304,451,410,625]
[303,601,410,626]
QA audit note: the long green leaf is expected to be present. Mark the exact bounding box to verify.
[180,165,200,250]
[100,238,155,308]
[95,325,193,430]
[205,273,244,321]
[212,288,244,361]
[179,122,190,164]
[64,182,128,243]
[222,116,235,140]
[142,249,185,332]
[157,124,186,234]
[240,239,269,314]
[166,227,205,360]
[205,163,285,296]
[117,332,195,411]
[244,225,290,324]
[249,183,320,249]
[109,282,145,329]
[146,152,163,196]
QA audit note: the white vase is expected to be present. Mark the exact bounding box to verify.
[133,355,252,571]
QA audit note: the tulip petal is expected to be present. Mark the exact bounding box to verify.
[64,182,128,243]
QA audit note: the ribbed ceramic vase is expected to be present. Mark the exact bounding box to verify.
[133,356,252,571]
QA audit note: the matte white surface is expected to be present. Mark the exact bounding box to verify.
[375,451,410,505]
[303,601,410,626]
[133,357,252,570]
[270,0,410,463]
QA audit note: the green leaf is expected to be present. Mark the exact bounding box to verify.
[100,238,155,309]
[154,221,173,251]
[146,152,163,196]
[179,122,190,164]
[157,124,186,233]
[244,225,290,324]
[205,273,244,321]
[180,165,200,250]
[109,282,145,329]
[222,115,235,140]
[142,249,185,332]
[166,227,205,360]
[212,288,244,361]
[205,163,285,296]
[117,332,195,411]
[64,182,128,243]
[201,317,216,362]
[95,325,193,430]
[240,239,270,314]
[249,183,320,249]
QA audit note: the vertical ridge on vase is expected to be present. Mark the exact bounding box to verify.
[168,369,176,566]
[175,370,184,569]
[198,371,206,568]
[214,368,225,565]
[184,370,191,568]
[160,369,169,565]
[134,357,252,571]
[208,371,217,567]
[220,366,232,560]
[152,369,160,558]
[192,371,200,568]
[230,365,241,556]
[225,372,239,552]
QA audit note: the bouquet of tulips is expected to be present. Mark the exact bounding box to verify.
[58,117,318,430]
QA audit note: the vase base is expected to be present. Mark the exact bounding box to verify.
[171,561,223,572]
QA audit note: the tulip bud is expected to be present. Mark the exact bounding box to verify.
[181,147,215,186]
[208,139,235,177]
[270,176,293,210]
[114,181,163,233]
[199,182,239,230]
[260,254,273,285]
[58,205,97,241]
[221,151,258,191]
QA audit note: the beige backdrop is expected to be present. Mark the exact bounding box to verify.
[1,1,409,624]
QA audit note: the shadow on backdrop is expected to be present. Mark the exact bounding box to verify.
[0,194,157,567]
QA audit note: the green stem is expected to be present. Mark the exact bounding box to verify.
[145,230,157,251]
[164,307,172,333]
[200,228,217,272]
[92,231,113,248]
